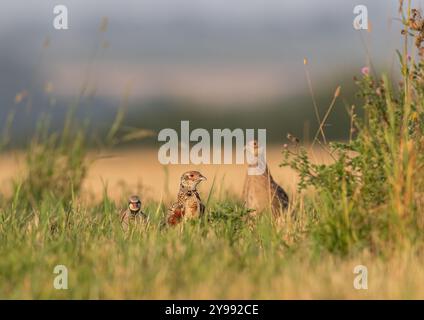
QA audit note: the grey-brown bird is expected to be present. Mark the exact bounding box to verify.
[120,195,146,231]
[243,140,289,215]
[167,171,207,226]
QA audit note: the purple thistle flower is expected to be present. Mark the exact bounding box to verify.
[361,66,370,76]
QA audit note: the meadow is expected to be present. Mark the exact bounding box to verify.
[0,145,424,299]
[1,1,424,299]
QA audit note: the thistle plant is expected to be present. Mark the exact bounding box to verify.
[282,1,424,255]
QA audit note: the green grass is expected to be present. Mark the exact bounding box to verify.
[0,197,297,299]
[0,195,424,299]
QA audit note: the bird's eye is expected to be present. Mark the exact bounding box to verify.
[190,174,194,178]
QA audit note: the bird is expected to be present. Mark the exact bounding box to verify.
[167,171,207,226]
[243,140,289,216]
[120,195,146,231]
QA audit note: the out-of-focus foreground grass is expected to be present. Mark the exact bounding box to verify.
[0,200,423,299]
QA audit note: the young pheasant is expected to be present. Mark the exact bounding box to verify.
[120,195,146,231]
[167,171,207,226]
[243,140,289,215]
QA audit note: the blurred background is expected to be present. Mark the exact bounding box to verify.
[0,0,414,200]
[0,0,407,145]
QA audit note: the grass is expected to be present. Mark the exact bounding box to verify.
[0,196,424,299]
[1,0,424,299]
[0,195,423,299]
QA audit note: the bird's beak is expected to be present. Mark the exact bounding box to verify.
[199,175,207,181]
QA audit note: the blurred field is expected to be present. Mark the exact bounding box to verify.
[1,143,424,299]
[0,146,332,203]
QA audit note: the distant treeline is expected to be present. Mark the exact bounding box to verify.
[1,75,362,148]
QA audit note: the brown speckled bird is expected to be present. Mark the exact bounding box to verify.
[120,195,146,231]
[167,171,207,226]
[243,140,289,215]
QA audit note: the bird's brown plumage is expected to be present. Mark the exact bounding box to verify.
[120,195,146,231]
[167,171,206,226]
[243,140,289,215]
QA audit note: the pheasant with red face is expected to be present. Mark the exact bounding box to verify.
[167,171,207,226]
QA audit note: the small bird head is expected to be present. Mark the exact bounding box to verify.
[180,171,207,191]
[128,195,142,213]
[245,139,261,158]
[245,139,267,162]
[245,139,267,175]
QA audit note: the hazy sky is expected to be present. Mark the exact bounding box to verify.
[0,0,414,105]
